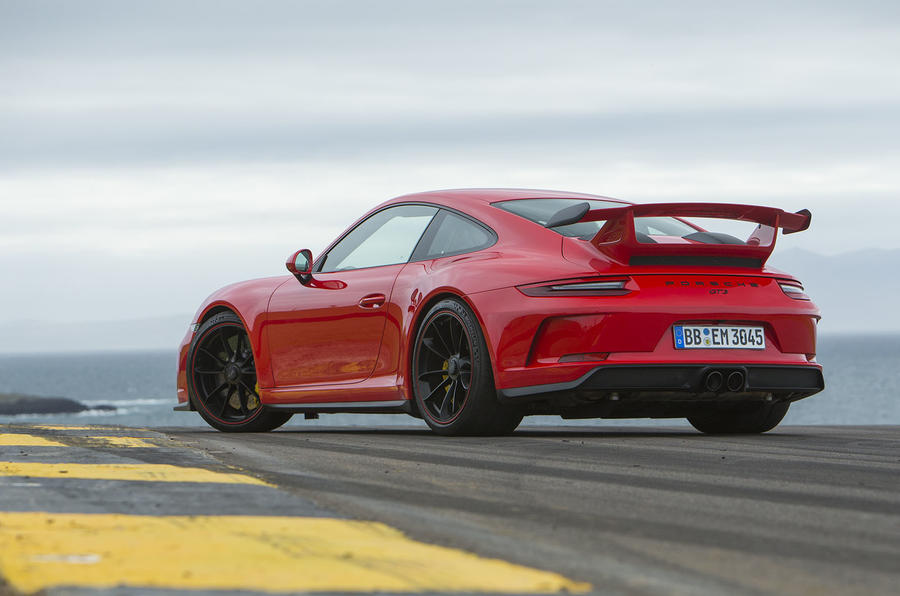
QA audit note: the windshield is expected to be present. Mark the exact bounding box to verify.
[494,198,698,239]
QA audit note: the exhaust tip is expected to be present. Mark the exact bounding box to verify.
[704,370,724,392]
[727,371,746,392]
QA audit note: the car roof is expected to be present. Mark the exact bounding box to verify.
[381,188,633,209]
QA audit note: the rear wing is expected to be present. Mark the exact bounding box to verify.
[577,203,811,267]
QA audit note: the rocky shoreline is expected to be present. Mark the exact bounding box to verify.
[0,393,115,416]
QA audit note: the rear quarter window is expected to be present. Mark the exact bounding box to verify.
[414,210,496,260]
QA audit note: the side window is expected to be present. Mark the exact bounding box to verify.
[319,205,438,272]
[415,210,495,260]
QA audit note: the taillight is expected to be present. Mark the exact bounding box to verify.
[518,277,631,296]
[549,280,627,291]
[779,281,810,300]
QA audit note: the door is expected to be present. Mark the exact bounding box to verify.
[266,204,438,387]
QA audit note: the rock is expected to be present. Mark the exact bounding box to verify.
[0,393,115,416]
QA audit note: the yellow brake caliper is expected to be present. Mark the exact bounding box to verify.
[247,383,260,410]
[442,360,452,404]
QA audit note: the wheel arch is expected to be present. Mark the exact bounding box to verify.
[197,302,258,340]
[405,289,499,402]
[192,301,277,389]
[199,304,238,324]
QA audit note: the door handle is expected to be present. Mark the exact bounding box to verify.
[358,294,386,309]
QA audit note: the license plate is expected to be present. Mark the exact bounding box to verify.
[673,325,765,350]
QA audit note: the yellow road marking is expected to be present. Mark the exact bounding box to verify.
[0,433,158,448]
[82,436,157,448]
[0,435,155,448]
[0,463,270,486]
[0,434,66,447]
[0,513,589,594]
[32,425,107,431]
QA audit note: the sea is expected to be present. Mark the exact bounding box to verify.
[1,334,898,429]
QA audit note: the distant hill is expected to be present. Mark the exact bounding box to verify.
[769,248,900,334]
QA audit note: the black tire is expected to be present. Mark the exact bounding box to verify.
[187,312,292,432]
[687,401,789,434]
[412,298,523,436]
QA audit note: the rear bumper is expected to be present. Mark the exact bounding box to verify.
[498,364,824,403]
[467,279,821,393]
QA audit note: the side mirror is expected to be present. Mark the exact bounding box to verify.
[285,249,313,283]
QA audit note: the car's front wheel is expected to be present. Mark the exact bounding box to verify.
[187,312,292,432]
[687,401,789,434]
[412,298,522,436]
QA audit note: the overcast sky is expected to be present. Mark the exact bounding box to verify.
[1,0,899,338]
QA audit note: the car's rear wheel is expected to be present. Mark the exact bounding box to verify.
[687,401,789,434]
[188,312,292,432]
[412,298,522,436]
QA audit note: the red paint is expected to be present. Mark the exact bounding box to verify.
[176,189,822,412]
[265,265,403,389]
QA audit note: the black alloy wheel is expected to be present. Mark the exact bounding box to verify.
[416,309,473,423]
[412,298,522,436]
[188,312,292,432]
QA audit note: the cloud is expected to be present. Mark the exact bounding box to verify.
[3,1,898,172]
[3,104,900,170]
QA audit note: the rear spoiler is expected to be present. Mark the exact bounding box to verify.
[574,203,811,267]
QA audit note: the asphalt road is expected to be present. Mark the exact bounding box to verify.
[166,424,900,596]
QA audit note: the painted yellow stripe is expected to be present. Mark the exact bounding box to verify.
[0,513,589,594]
[32,425,106,431]
[0,463,270,486]
[0,434,155,448]
[0,434,66,447]
[82,436,157,448]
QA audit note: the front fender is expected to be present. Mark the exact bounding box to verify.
[183,275,292,391]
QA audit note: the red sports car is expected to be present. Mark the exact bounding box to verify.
[176,189,823,435]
